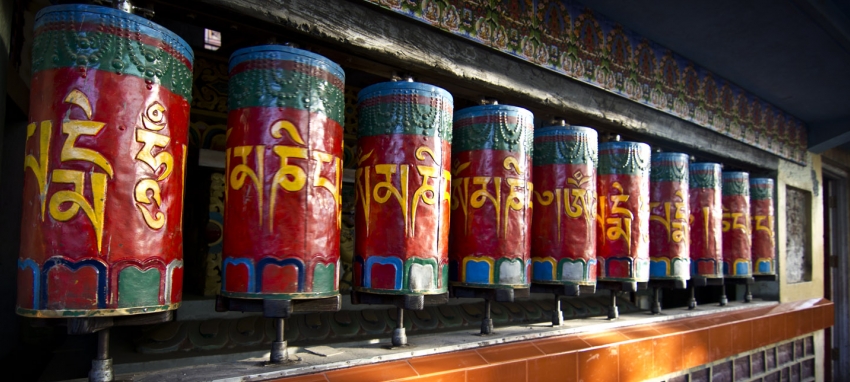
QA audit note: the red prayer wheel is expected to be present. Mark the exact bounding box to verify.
[17,4,193,317]
[688,163,723,279]
[530,125,597,287]
[596,142,651,283]
[722,172,752,278]
[450,105,533,289]
[649,153,690,281]
[353,81,453,295]
[750,178,776,275]
[222,45,344,299]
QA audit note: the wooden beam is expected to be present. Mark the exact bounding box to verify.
[193,0,779,170]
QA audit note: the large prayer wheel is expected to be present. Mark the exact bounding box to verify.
[649,153,690,281]
[450,105,533,289]
[17,4,193,317]
[722,172,752,278]
[596,141,651,283]
[222,45,344,299]
[353,81,452,295]
[750,178,776,276]
[530,125,597,287]
[688,163,723,278]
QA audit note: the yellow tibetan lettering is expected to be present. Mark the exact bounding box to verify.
[374,164,410,234]
[135,178,165,229]
[24,121,52,219]
[471,177,501,236]
[135,129,174,180]
[230,145,265,227]
[606,182,632,250]
[269,145,308,229]
[48,169,108,251]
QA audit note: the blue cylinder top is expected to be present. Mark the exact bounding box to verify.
[35,4,193,62]
[597,141,651,175]
[229,45,345,80]
[750,178,774,186]
[358,81,453,102]
[651,152,689,163]
[722,172,750,181]
[454,104,533,120]
[689,163,722,172]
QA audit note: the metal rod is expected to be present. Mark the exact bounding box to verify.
[719,283,728,306]
[745,283,753,303]
[651,287,661,315]
[608,290,619,319]
[688,284,697,310]
[270,318,288,363]
[89,329,113,382]
[392,307,408,347]
[552,296,564,326]
[480,299,494,335]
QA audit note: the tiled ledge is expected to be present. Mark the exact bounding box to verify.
[108,298,833,381]
[259,298,833,382]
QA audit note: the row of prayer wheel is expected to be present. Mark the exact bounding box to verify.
[16,5,776,319]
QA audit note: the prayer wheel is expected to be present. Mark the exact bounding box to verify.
[450,105,533,289]
[750,178,776,276]
[353,81,452,296]
[17,4,193,317]
[722,172,752,278]
[222,45,344,299]
[596,141,651,283]
[530,125,597,287]
[688,163,723,278]
[649,153,690,281]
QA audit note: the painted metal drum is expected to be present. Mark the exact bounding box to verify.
[722,172,752,278]
[596,142,650,283]
[689,163,723,278]
[354,81,452,295]
[17,4,193,317]
[530,125,597,286]
[649,153,690,281]
[222,46,344,299]
[750,178,776,275]
[450,105,533,289]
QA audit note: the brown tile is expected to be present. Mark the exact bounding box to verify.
[823,303,835,328]
[398,371,466,382]
[619,326,661,340]
[767,314,785,346]
[797,309,813,336]
[534,336,590,355]
[272,373,329,382]
[682,329,710,368]
[783,310,799,340]
[408,351,487,376]
[577,346,619,382]
[580,331,629,347]
[709,324,734,361]
[730,319,753,355]
[651,322,692,335]
[619,339,653,382]
[527,352,577,382]
[752,316,772,348]
[476,342,544,364]
[811,306,825,331]
[652,334,683,378]
[467,361,527,382]
[325,361,418,382]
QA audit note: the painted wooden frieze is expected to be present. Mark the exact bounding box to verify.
[362,0,807,165]
[722,172,752,278]
[530,125,597,287]
[450,105,533,289]
[354,81,452,295]
[17,4,193,317]
[596,141,651,283]
[750,178,775,276]
[688,163,723,279]
[649,153,690,281]
[222,45,344,299]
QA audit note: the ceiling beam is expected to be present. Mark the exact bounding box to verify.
[808,119,850,153]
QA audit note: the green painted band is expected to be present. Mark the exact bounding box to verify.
[453,122,533,154]
[690,172,720,189]
[358,103,452,140]
[651,164,689,182]
[228,68,345,124]
[751,185,773,200]
[532,139,597,166]
[722,180,750,196]
[32,30,193,101]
